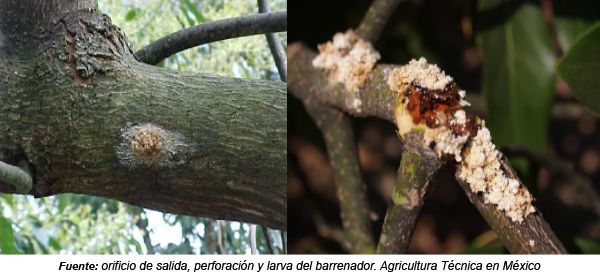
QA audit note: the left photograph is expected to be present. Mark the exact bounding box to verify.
[0,0,287,254]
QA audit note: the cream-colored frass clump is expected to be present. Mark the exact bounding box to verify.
[312,30,381,93]
[458,125,535,222]
[387,57,453,91]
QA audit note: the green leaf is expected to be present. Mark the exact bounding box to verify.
[558,23,600,114]
[20,236,35,254]
[1,194,14,209]
[125,8,141,22]
[477,1,556,152]
[57,194,71,213]
[31,236,49,254]
[128,238,142,253]
[174,12,189,30]
[553,0,600,52]
[48,237,61,251]
[0,216,18,254]
[182,0,205,24]
[575,237,600,254]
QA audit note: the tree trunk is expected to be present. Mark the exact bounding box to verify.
[0,0,286,229]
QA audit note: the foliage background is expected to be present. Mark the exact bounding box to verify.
[0,0,286,254]
[288,0,600,253]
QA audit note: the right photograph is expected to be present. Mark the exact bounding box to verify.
[288,0,600,254]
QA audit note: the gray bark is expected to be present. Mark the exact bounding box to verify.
[0,0,286,229]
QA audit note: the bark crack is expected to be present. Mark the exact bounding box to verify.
[57,11,135,86]
[61,19,90,86]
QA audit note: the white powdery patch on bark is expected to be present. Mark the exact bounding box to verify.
[387,57,453,91]
[312,30,381,93]
[457,125,535,222]
[116,123,189,168]
[431,130,468,162]
[350,98,362,112]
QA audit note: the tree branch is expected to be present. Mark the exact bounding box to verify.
[250,224,258,254]
[133,207,155,254]
[135,11,287,65]
[1,9,286,230]
[281,231,287,254]
[289,15,379,254]
[0,160,33,194]
[291,0,403,253]
[289,43,398,121]
[289,42,566,253]
[357,0,433,254]
[300,99,375,253]
[355,0,402,42]
[377,133,441,253]
[260,225,275,254]
[257,0,287,81]
[312,211,352,252]
[455,154,566,253]
[217,221,226,254]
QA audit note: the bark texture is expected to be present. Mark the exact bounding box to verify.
[289,43,399,121]
[456,154,567,254]
[377,132,441,253]
[302,98,375,253]
[0,0,286,229]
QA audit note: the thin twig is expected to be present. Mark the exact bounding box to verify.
[281,230,287,254]
[224,223,237,254]
[135,11,287,65]
[292,22,377,253]
[313,212,352,252]
[377,133,442,253]
[250,224,258,254]
[356,0,402,42]
[216,220,226,254]
[257,0,287,81]
[133,208,155,254]
[301,99,375,253]
[260,225,275,254]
